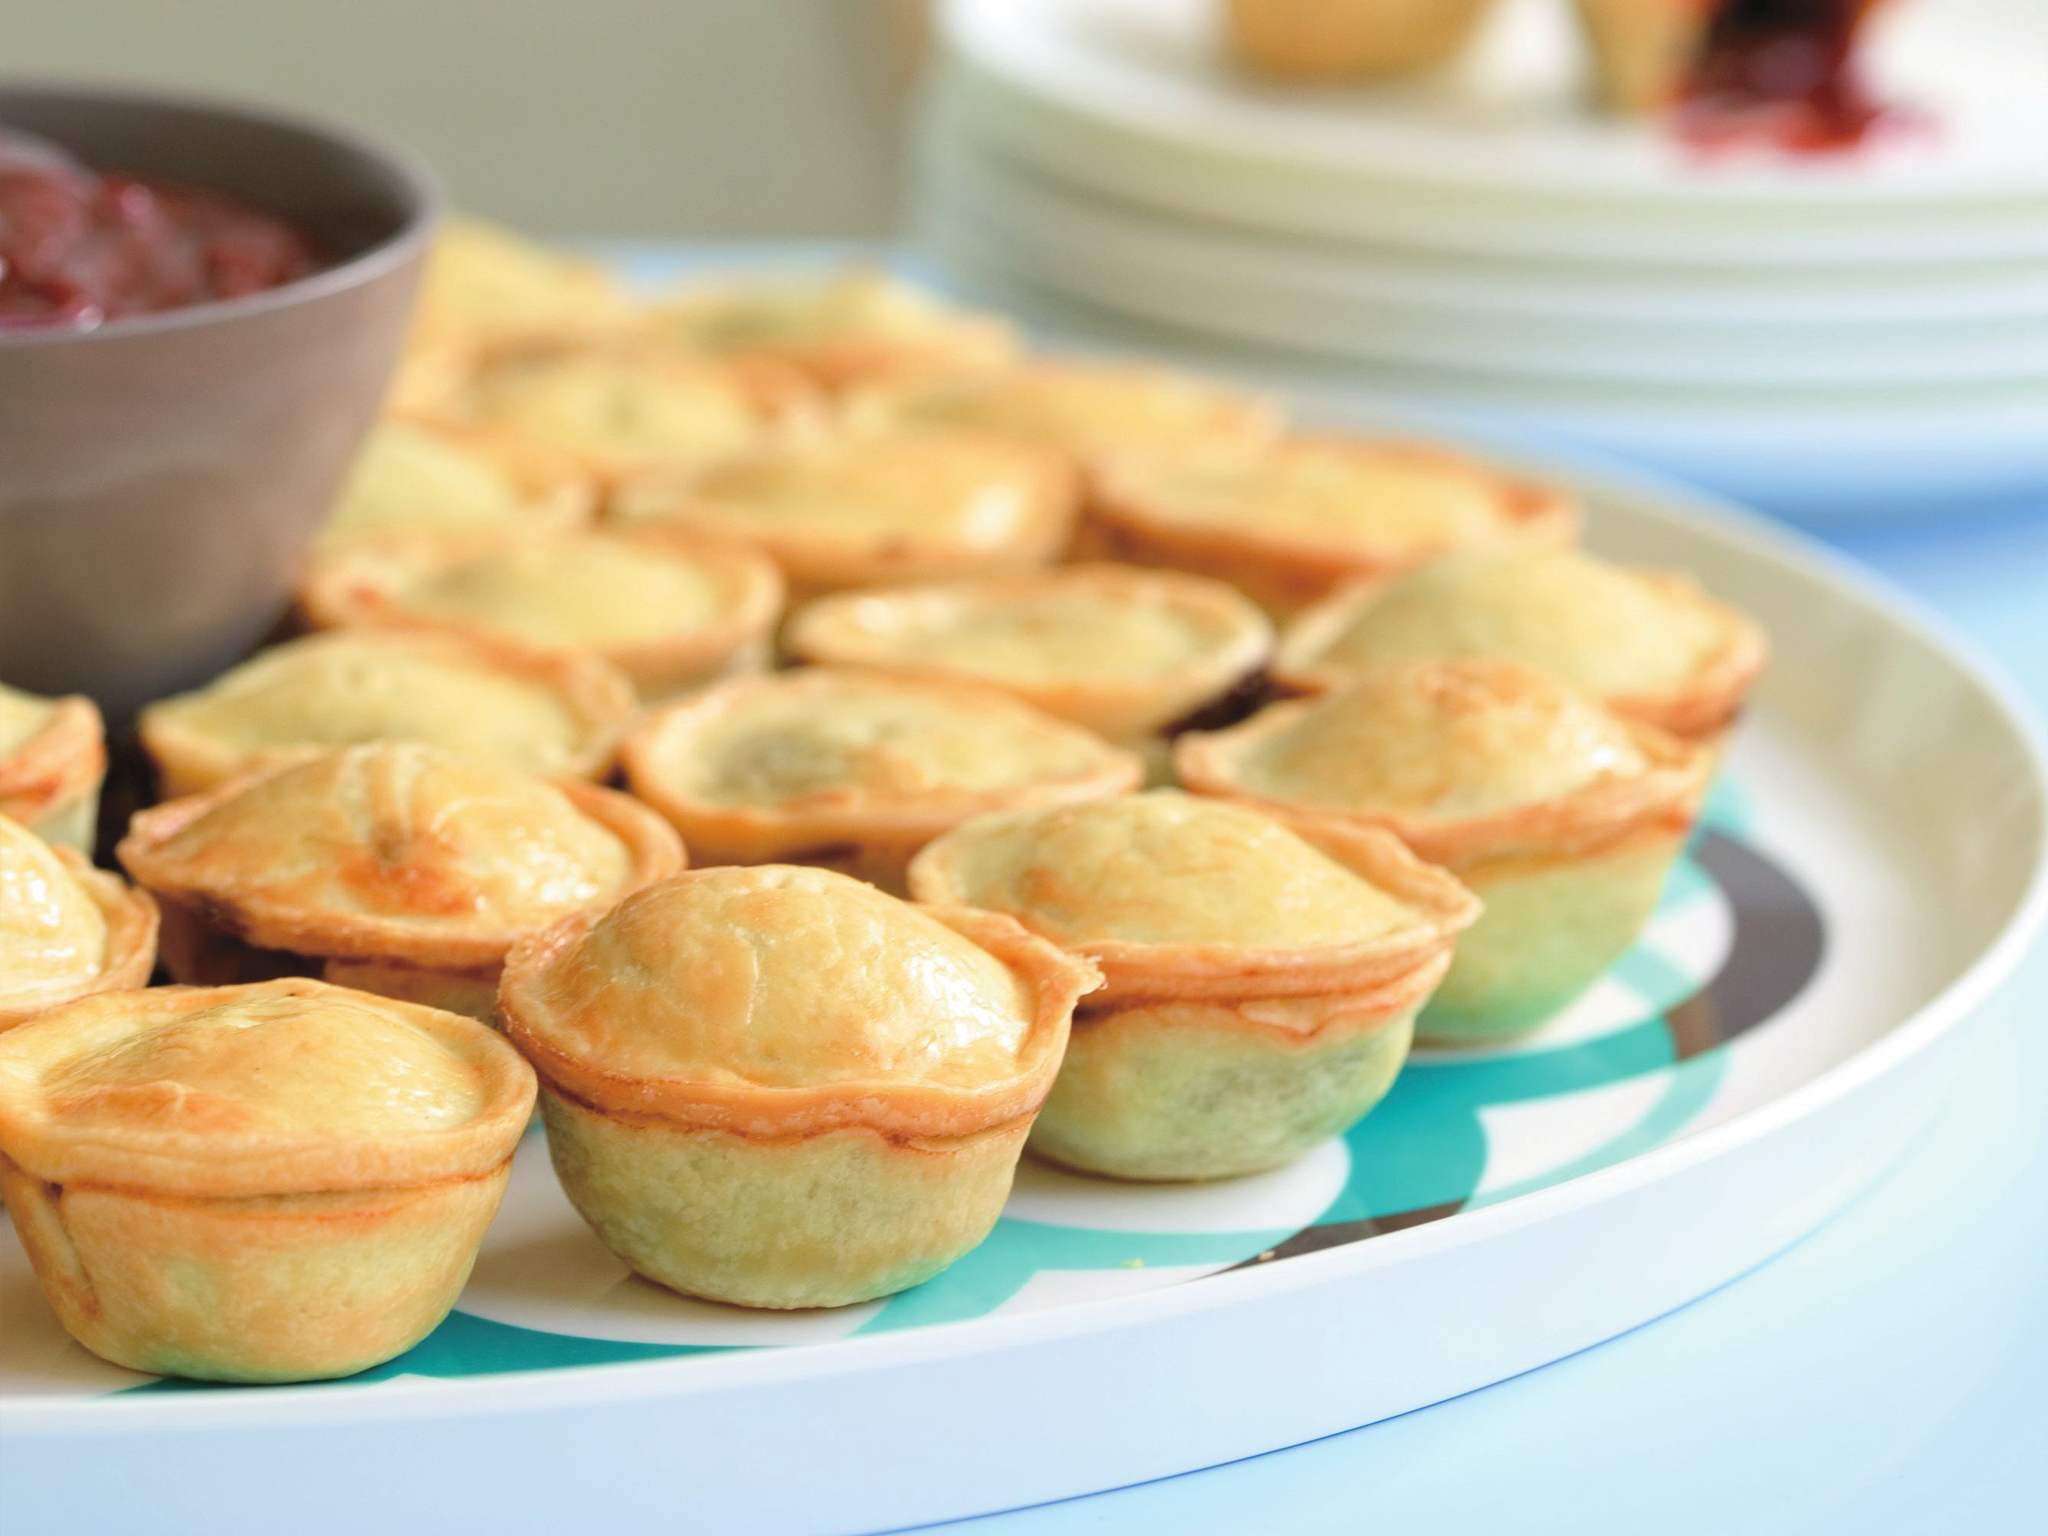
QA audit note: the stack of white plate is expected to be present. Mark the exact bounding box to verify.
[913,0,2048,521]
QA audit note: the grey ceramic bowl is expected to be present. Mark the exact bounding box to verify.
[0,83,439,719]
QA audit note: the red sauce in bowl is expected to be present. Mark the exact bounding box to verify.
[0,129,320,332]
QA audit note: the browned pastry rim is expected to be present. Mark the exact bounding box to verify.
[909,809,1478,1006]
[499,903,1100,1142]
[1270,565,1767,740]
[119,770,685,972]
[0,978,536,1196]
[1174,705,1714,870]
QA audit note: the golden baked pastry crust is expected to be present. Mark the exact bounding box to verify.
[1087,435,1580,613]
[317,416,599,554]
[1272,549,1767,741]
[138,629,637,797]
[845,361,1283,467]
[0,977,534,1381]
[909,791,1475,1006]
[299,526,784,701]
[1176,660,1714,1044]
[119,745,685,975]
[500,864,1100,1141]
[620,668,1143,889]
[1177,660,1713,867]
[0,816,160,1032]
[0,688,106,852]
[611,429,1078,599]
[785,564,1274,740]
[0,978,534,1197]
[431,337,821,486]
[410,217,635,350]
[649,270,1020,391]
[908,791,1474,1180]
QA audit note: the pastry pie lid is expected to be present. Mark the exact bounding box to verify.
[296,527,786,696]
[909,800,1477,1004]
[318,416,601,553]
[137,629,638,794]
[0,693,105,827]
[499,886,1100,1140]
[1175,691,1715,868]
[0,978,535,1197]
[117,761,685,970]
[426,336,825,484]
[1088,435,1581,585]
[784,564,1275,739]
[0,843,160,1032]
[646,270,1022,390]
[1271,561,1768,740]
[842,360,1286,465]
[610,429,1079,594]
[621,668,1145,858]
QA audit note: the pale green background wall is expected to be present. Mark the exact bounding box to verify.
[4,0,923,236]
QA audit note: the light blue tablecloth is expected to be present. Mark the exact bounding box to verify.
[631,247,2048,1534]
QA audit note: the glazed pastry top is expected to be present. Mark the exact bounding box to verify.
[1303,549,1732,698]
[444,345,782,470]
[916,791,1418,952]
[615,431,1061,560]
[120,745,643,937]
[142,631,625,781]
[513,865,1038,1091]
[658,272,1002,352]
[1102,437,1531,550]
[413,217,631,341]
[789,566,1268,688]
[634,671,1135,810]
[319,419,588,550]
[1227,659,1652,819]
[0,814,107,1003]
[851,362,1277,459]
[313,531,766,651]
[23,985,487,1138]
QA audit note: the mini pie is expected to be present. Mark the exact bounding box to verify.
[1087,434,1580,614]
[0,683,107,853]
[908,791,1476,1180]
[298,527,785,700]
[498,864,1099,1309]
[0,813,159,1033]
[392,218,639,417]
[316,417,598,554]
[620,669,1144,893]
[1224,0,1500,79]
[139,629,636,798]
[412,217,634,345]
[611,429,1078,600]
[649,270,1019,391]
[1175,658,1713,1044]
[432,338,819,486]
[119,744,685,1023]
[1273,548,1767,741]
[0,978,535,1383]
[845,361,1282,469]
[785,565,1275,743]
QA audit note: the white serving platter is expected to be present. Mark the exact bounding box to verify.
[2,422,2043,1536]
[940,0,2048,264]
